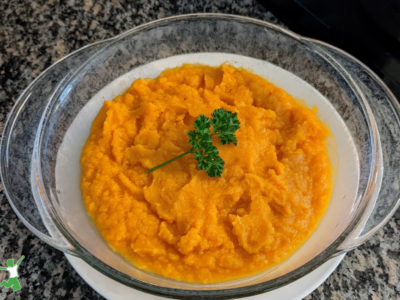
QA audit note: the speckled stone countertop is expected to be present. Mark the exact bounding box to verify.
[0,0,399,299]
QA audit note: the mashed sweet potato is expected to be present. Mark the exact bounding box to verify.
[81,64,332,283]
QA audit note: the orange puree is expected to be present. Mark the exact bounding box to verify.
[81,64,332,283]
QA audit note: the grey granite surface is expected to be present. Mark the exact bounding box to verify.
[0,0,399,299]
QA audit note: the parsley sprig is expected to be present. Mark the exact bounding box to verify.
[146,108,240,177]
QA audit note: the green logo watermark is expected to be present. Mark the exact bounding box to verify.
[0,256,24,292]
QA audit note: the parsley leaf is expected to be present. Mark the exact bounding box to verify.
[211,108,240,146]
[146,108,240,177]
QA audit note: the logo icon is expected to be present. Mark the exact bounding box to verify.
[0,256,24,292]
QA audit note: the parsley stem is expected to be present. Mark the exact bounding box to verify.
[146,150,193,173]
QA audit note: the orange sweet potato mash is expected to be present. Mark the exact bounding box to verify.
[81,64,332,283]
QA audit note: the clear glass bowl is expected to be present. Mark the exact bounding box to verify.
[1,14,399,298]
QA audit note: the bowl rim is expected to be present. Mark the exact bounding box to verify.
[8,13,388,298]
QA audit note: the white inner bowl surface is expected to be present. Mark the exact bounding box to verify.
[55,53,359,288]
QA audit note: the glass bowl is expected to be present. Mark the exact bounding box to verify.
[1,14,399,298]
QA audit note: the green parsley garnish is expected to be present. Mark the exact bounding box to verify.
[146,108,240,177]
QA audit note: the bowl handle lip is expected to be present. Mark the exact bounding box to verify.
[5,192,78,255]
[307,38,400,252]
[1,160,79,255]
[335,146,385,252]
[0,38,112,257]
[29,160,79,256]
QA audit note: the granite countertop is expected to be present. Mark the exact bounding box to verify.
[0,0,399,299]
